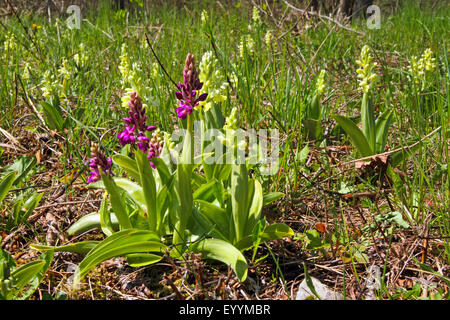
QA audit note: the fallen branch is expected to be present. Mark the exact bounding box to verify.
[283,0,365,36]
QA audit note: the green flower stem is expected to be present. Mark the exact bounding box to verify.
[173,113,194,252]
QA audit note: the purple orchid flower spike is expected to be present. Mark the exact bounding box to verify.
[174,53,208,119]
[117,92,156,147]
[87,145,113,183]
[116,91,163,169]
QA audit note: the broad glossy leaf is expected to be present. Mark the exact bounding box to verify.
[0,171,16,205]
[73,229,165,286]
[193,179,218,201]
[30,241,99,254]
[296,145,310,165]
[193,200,230,240]
[136,151,157,232]
[361,92,375,151]
[236,223,294,251]
[22,192,43,221]
[332,115,373,157]
[125,253,163,267]
[67,212,118,236]
[99,194,114,236]
[5,156,36,186]
[245,180,263,236]
[231,163,248,243]
[375,109,393,153]
[263,192,285,206]
[11,260,46,290]
[112,154,141,183]
[192,238,248,282]
[151,157,173,186]
[101,174,132,230]
[40,101,64,131]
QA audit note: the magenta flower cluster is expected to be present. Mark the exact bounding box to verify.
[87,146,113,183]
[174,53,208,119]
[117,92,161,168]
[117,92,156,148]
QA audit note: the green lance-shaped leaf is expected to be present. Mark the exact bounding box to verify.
[263,192,285,206]
[374,109,393,154]
[10,259,47,292]
[173,115,194,249]
[99,193,114,236]
[235,223,294,251]
[361,92,376,152]
[193,179,219,201]
[30,241,100,255]
[305,94,322,140]
[231,163,249,244]
[308,94,322,121]
[73,229,165,287]
[0,171,17,206]
[193,199,231,241]
[67,212,119,236]
[40,100,64,131]
[135,151,157,232]
[125,253,163,267]
[150,157,173,187]
[101,174,132,230]
[112,154,141,183]
[4,156,36,186]
[332,115,373,157]
[21,192,44,222]
[192,238,248,282]
[245,179,263,237]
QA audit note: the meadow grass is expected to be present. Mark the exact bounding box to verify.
[0,0,448,299]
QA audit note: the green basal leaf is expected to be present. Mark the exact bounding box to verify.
[21,192,44,222]
[11,260,46,291]
[151,157,173,186]
[125,253,163,267]
[303,262,322,300]
[332,115,373,157]
[245,180,263,236]
[361,92,375,151]
[231,163,248,244]
[192,238,248,282]
[101,174,132,230]
[193,200,230,241]
[308,94,322,121]
[11,251,53,300]
[30,241,100,254]
[263,192,285,206]
[99,194,114,236]
[0,171,16,206]
[173,115,194,249]
[193,179,218,201]
[67,212,119,236]
[236,223,294,251]
[40,100,64,131]
[304,119,322,141]
[112,154,141,183]
[296,144,310,165]
[375,109,393,154]
[136,151,157,232]
[73,229,165,286]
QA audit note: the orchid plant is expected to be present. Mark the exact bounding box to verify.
[304,69,326,141]
[31,52,293,286]
[332,45,393,158]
